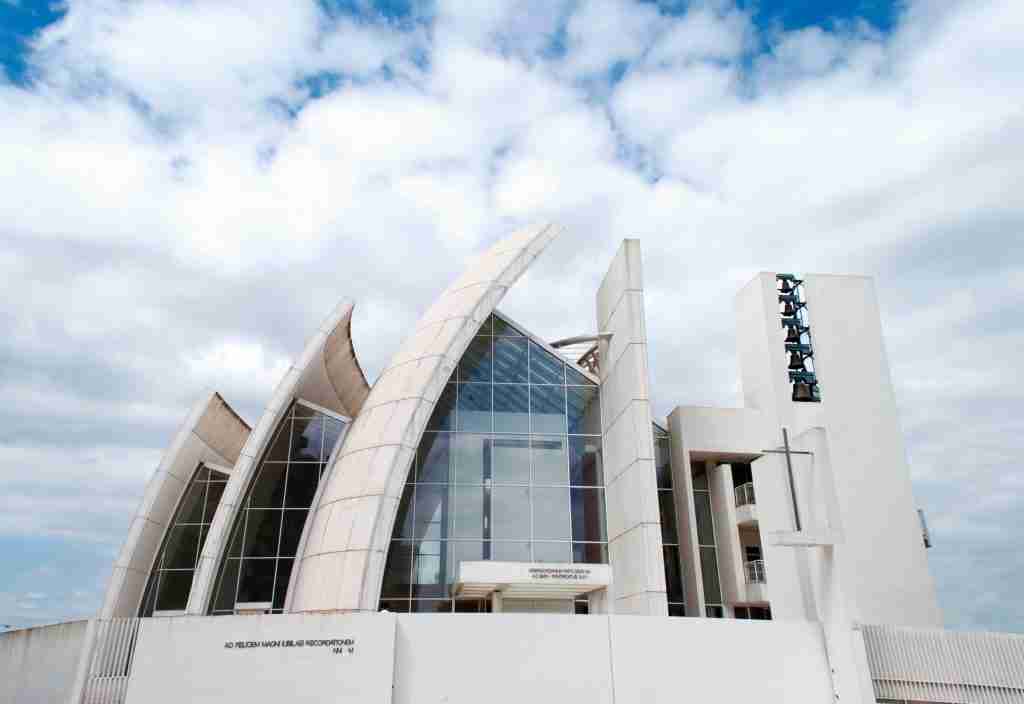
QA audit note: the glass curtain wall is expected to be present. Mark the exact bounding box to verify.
[210,401,347,614]
[654,426,685,616]
[379,313,607,613]
[693,466,724,617]
[140,464,228,615]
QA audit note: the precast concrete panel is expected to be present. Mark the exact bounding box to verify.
[290,224,561,613]
[101,392,250,618]
[188,300,369,615]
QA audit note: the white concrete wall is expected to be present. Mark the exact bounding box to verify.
[116,611,845,704]
[596,239,667,615]
[0,620,89,704]
[125,614,396,704]
[802,274,941,627]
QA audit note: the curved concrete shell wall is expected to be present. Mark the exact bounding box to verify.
[187,300,371,614]
[290,224,561,613]
[100,392,250,617]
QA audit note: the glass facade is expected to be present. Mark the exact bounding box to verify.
[210,401,348,614]
[654,426,685,616]
[379,313,606,613]
[692,466,724,617]
[140,464,228,616]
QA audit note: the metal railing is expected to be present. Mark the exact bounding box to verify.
[79,618,141,704]
[861,624,1024,704]
[744,559,766,584]
[734,482,756,507]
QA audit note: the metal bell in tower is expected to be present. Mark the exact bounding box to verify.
[779,279,793,294]
[781,300,796,316]
[784,325,801,344]
[788,351,805,371]
[792,381,816,402]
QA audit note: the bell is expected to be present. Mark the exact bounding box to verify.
[779,279,793,294]
[784,326,801,344]
[781,301,795,316]
[792,382,815,402]
[788,351,805,370]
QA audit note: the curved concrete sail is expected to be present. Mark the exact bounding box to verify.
[186,300,370,614]
[100,392,250,617]
[290,223,561,613]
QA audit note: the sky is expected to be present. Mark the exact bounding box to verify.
[0,0,1021,633]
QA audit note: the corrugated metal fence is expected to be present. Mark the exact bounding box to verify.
[862,624,1024,704]
[78,618,141,704]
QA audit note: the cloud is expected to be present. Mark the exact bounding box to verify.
[0,0,1021,630]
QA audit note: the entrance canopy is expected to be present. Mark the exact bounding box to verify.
[453,561,612,600]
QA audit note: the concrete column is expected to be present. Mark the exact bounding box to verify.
[596,240,667,616]
[709,464,745,607]
[666,410,705,617]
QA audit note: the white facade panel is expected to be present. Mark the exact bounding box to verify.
[125,614,396,704]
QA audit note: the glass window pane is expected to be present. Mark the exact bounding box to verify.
[491,486,530,539]
[394,485,415,538]
[162,524,202,570]
[694,492,715,546]
[655,437,673,489]
[178,481,207,524]
[291,415,324,462]
[493,338,528,383]
[659,491,678,545]
[571,488,607,542]
[572,542,607,564]
[285,463,319,508]
[272,559,293,610]
[243,509,281,557]
[263,418,291,463]
[446,540,485,583]
[534,541,572,563]
[227,515,244,557]
[213,558,240,612]
[530,384,566,435]
[529,341,565,385]
[412,540,445,598]
[417,432,452,483]
[533,487,571,540]
[566,366,596,386]
[451,486,484,538]
[663,546,683,602]
[531,437,568,485]
[413,485,447,541]
[454,599,487,613]
[203,482,225,524]
[411,599,453,613]
[692,468,708,491]
[569,437,603,486]
[154,570,193,612]
[278,510,307,556]
[381,542,413,598]
[566,385,601,435]
[700,547,722,604]
[457,383,491,432]
[493,383,529,433]
[427,384,457,431]
[668,603,686,617]
[452,434,487,485]
[378,599,410,613]
[458,336,492,383]
[492,316,524,336]
[322,418,346,460]
[491,436,529,484]
[491,541,531,561]
[249,463,287,509]
[237,559,276,604]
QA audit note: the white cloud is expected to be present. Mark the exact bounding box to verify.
[1,0,1022,630]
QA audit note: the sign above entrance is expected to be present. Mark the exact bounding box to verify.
[454,561,613,600]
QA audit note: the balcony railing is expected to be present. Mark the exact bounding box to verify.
[745,559,766,584]
[735,482,756,508]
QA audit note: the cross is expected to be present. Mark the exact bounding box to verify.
[761,428,813,532]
